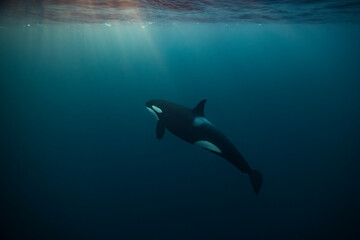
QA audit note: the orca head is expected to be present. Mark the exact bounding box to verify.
[145,99,166,120]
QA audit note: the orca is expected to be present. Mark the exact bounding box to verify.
[146,99,263,195]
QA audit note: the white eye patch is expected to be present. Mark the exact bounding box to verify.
[194,140,221,153]
[152,105,163,113]
[146,107,159,120]
[193,117,213,127]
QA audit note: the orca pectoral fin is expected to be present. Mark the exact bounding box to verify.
[156,121,166,139]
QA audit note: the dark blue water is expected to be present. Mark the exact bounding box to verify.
[1,1,360,240]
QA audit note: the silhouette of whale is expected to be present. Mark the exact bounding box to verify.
[146,99,263,194]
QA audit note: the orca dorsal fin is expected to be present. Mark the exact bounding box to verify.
[192,99,207,116]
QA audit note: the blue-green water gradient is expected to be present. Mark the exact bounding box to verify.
[1,23,360,239]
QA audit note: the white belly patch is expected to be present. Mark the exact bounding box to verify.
[146,107,159,120]
[193,117,213,127]
[194,140,221,153]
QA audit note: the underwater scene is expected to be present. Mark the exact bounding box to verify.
[1,1,360,239]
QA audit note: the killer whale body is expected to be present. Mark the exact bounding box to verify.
[146,99,263,195]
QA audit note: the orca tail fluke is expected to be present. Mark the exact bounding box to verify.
[249,170,263,195]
